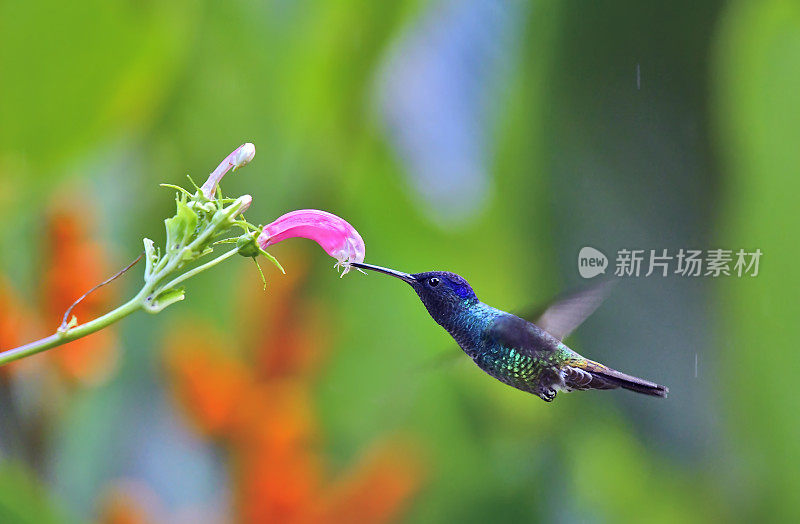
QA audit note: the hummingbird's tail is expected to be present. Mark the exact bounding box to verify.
[571,360,669,398]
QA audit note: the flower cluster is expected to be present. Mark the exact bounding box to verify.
[145,141,366,311]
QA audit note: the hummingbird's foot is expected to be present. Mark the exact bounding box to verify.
[537,388,557,402]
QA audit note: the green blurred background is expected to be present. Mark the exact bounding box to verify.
[1,0,798,522]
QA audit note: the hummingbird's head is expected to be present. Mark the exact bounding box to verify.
[350,263,478,324]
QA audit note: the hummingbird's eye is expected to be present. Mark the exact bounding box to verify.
[428,277,440,287]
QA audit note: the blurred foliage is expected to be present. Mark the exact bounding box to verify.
[0,462,70,524]
[0,0,798,522]
[714,0,800,520]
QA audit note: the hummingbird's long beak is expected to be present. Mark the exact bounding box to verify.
[350,262,416,284]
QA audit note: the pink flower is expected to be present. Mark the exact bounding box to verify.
[200,143,256,199]
[257,210,365,275]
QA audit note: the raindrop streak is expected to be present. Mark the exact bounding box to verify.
[636,63,641,90]
[694,353,698,378]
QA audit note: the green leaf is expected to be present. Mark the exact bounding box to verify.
[258,248,285,274]
[143,237,157,279]
[159,183,194,197]
[164,199,198,255]
[144,287,185,313]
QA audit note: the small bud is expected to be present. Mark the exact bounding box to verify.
[200,143,256,200]
[237,194,253,214]
[236,233,261,258]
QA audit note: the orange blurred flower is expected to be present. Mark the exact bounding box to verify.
[164,329,250,438]
[319,442,423,524]
[42,205,119,384]
[165,255,424,524]
[0,199,119,385]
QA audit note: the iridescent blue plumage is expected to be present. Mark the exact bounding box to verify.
[351,263,668,402]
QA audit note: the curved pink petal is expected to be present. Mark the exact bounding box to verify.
[257,210,365,275]
[200,143,256,199]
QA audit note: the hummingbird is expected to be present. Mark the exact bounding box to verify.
[351,262,668,402]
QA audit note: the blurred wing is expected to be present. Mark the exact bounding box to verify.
[485,314,554,356]
[443,280,615,355]
[535,279,616,340]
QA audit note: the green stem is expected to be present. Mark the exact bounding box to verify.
[0,197,253,367]
[0,290,146,366]
[158,247,240,292]
[0,247,242,367]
